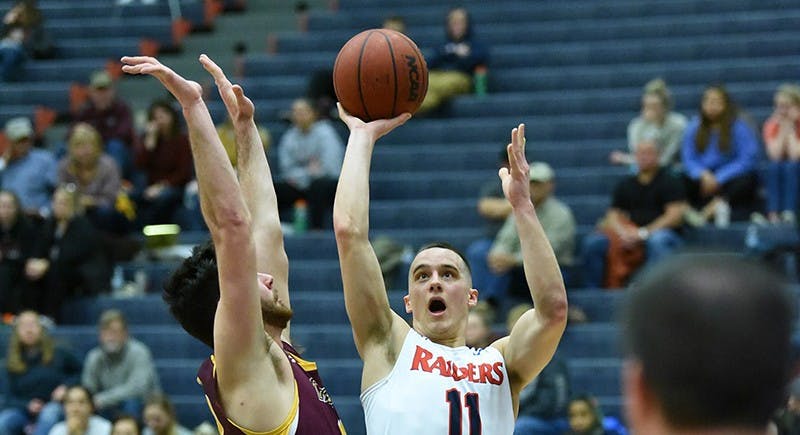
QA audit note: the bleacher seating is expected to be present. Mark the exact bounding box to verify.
[2,0,800,434]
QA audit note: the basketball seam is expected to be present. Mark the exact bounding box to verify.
[380,30,399,118]
[398,33,428,105]
[357,31,374,121]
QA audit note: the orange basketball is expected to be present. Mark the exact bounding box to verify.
[333,29,428,122]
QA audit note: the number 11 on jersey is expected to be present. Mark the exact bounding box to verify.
[446,389,481,435]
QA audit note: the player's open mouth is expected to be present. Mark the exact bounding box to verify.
[428,298,447,315]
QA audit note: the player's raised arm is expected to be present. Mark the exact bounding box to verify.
[120,56,270,388]
[333,104,411,372]
[491,124,568,397]
[199,56,291,341]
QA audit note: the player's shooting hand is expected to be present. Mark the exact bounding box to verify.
[199,54,255,123]
[121,56,203,109]
[337,102,411,142]
[498,124,531,208]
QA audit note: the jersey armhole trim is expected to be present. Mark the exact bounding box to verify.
[225,379,299,435]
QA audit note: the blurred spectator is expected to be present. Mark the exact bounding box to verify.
[0,117,57,217]
[773,377,800,435]
[58,123,130,235]
[216,119,270,170]
[0,311,81,435]
[471,162,575,306]
[275,98,344,230]
[132,100,192,226]
[681,84,759,226]
[761,83,800,224]
[382,15,406,33]
[0,24,25,81]
[48,386,111,435]
[142,394,191,435]
[75,70,137,180]
[582,140,687,289]
[610,79,688,169]
[466,150,511,301]
[464,302,494,349]
[24,185,107,320]
[191,422,216,435]
[418,7,489,113]
[3,0,53,59]
[514,356,570,435]
[564,394,627,435]
[0,190,37,316]
[81,309,160,421]
[111,416,141,435]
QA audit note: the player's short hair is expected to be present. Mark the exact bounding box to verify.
[163,240,219,348]
[622,254,794,429]
[416,242,472,274]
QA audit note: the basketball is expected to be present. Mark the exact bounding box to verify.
[333,29,428,121]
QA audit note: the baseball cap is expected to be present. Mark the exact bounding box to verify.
[90,70,113,89]
[528,162,554,182]
[4,117,33,142]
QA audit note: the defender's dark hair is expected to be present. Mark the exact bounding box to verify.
[163,240,220,349]
[622,254,794,429]
[416,241,472,273]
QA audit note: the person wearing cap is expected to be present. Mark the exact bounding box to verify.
[75,70,136,180]
[581,139,687,289]
[472,161,575,308]
[0,117,57,216]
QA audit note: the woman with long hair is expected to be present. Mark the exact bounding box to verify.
[0,311,82,435]
[132,99,192,226]
[681,84,759,226]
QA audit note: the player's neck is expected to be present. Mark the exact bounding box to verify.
[264,324,284,344]
[415,327,466,348]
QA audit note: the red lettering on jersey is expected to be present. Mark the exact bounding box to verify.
[411,346,434,372]
[431,356,449,377]
[409,345,505,385]
[491,362,504,385]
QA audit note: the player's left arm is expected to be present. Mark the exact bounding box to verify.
[200,56,291,341]
[491,124,568,396]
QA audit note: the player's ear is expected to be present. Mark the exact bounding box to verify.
[467,288,479,308]
[623,359,651,429]
[403,294,412,314]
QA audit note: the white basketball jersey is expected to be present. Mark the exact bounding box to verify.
[361,329,514,435]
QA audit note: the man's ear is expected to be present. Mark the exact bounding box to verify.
[404,294,412,314]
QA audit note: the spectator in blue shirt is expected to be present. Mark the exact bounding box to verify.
[0,117,57,217]
[681,85,759,226]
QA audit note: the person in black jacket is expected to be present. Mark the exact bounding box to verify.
[0,190,37,316]
[24,184,108,320]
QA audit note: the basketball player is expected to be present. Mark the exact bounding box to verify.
[333,104,568,433]
[121,55,345,434]
[622,254,794,434]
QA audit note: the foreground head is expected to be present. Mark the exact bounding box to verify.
[163,241,292,348]
[405,242,477,343]
[622,254,794,431]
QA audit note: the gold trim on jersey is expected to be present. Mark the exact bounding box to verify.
[286,351,318,372]
[205,355,301,435]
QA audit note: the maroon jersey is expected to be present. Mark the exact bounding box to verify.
[197,341,346,434]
